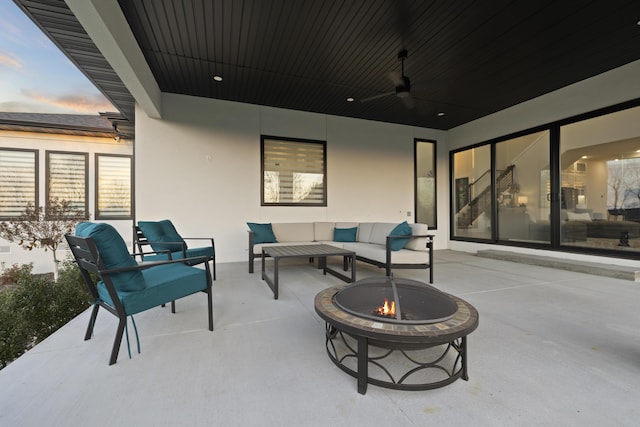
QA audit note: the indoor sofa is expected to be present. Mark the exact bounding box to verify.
[247,221,434,283]
[563,209,640,241]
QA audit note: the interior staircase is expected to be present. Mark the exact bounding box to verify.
[457,165,515,228]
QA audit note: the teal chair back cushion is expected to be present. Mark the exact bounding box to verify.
[138,220,186,252]
[76,222,146,291]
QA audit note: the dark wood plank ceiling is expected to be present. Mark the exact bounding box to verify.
[16,0,640,131]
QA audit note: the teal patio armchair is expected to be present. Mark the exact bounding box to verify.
[66,222,213,365]
[135,219,216,280]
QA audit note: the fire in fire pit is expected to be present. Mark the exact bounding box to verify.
[373,298,396,318]
[335,276,458,324]
[372,298,411,320]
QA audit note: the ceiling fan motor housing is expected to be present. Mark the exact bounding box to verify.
[396,76,411,97]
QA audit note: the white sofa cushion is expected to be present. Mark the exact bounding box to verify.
[356,223,375,243]
[343,242,429,264]
[335,222,358,229]
[405,223,430,251]
[368,223,399,245]
[313,222,336,241]
[271,223,315,242]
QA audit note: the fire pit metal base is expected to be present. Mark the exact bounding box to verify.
[315,282,479,394]
[325,324,468,393]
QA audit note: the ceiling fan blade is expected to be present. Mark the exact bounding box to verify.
[359,91,395,103]
[401,95,415,109]
[388,71,403,86]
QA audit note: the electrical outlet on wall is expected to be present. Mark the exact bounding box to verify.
[406,211,411,217]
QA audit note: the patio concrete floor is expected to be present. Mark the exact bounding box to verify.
[1,250,639,426]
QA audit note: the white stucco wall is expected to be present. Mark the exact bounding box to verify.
[135,93,447,263]
[448,59,640,150]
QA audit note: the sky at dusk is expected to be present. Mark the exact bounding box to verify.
[0,1,115,115]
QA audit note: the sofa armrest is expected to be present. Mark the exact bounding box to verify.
[384,234,434,281]
[407,234,434,246]
[386,234,434,250]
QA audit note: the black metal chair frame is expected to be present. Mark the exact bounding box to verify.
[134,225,216,280]
[66,234,213,365]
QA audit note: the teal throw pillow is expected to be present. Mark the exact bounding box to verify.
[389,221,412,251]
[334,227,357,242]
[138,220,186,252]
[76,222,145,291]
[247,222,277,244]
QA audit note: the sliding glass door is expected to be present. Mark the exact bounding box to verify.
[450,102,640,258]
[452,145,491,239]
[559,105,640,252]
[495,131,550,243]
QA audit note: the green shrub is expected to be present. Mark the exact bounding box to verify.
[0,260,91,369]
[0,263,34,287]
[0,290,31,369]
[52,259,93,331]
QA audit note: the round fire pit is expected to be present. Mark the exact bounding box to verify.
[334,277,459,324]
[315,277,479,394]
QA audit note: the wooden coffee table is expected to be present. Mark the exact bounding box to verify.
[261,244,356,299]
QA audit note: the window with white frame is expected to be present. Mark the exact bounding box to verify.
[0,148,38,219]
[46,151,88,218]
[96,154,132,219]
[261,136,327,206]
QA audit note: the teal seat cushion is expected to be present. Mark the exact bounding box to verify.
[138,220,186,252]
[247,222,277,244]
[139,252,171,262]
[142,246,214,264]
[334,227,357,242]
[76,222,145,292]
[97,263,207,315]
[183,246,214,263]
[389,221,413,251]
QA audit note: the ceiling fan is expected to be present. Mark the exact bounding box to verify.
[360,49,415,108]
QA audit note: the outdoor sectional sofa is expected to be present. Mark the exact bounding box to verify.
[247,221,434,283]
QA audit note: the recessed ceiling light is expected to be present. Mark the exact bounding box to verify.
[346,97,354,102]
[437,112,445,117]
[213,75,223,82]
[581,155,588,159]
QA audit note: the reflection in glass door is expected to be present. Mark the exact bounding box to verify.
[452,145,491,239]
[495,131,551,243]
[415,140,436,228]
[560,105,640,253]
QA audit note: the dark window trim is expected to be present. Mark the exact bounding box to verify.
[45,150,89,219]
[0,148,39,220]
[260,135,327,207]
[414,138,437,229]
[95,153,134,220]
